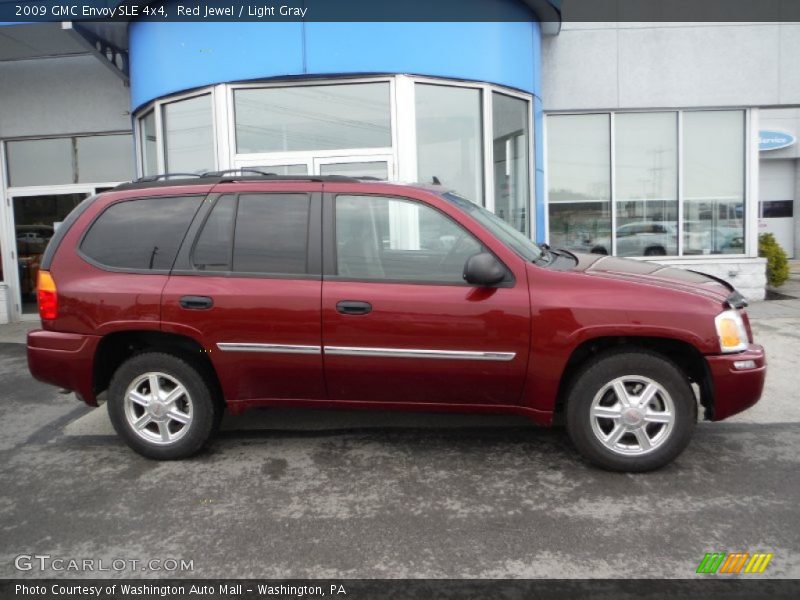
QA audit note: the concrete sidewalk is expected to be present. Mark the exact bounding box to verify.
[747,259,800,319]
[0,319,38,344]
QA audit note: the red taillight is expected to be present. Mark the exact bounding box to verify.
[37,271,58,320]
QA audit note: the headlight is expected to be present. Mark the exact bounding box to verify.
[714,309,748,353]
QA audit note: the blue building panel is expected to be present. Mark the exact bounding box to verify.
[128,1,541,109]
[128,21,305,109]
[304,21,538,95]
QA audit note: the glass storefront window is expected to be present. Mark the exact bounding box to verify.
[416,83,484,205]
[76,135,134,183]
[319,161,389,179]
[4,134,132,316]
[7,135,133,187]
[683,111,745,255]
[615,112,678,257]
[234,83,391,153]
[163,94,214,174]
[140,111,158,176]
[133,77,533,239]
[6,138,74,187]
[248,164,308,176]
[492,93,530,235]
[547,109,748,257]
[547,114,611,253]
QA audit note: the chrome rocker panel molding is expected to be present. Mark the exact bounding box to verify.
[216,343,321,355]
[216,343,516,362]
[324,346,516,361]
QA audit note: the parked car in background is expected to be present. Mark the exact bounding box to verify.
[27,174,765,472]
[581,220,743,257]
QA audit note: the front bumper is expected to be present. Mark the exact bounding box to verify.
[705,344,766,421]
[27,330,100,405]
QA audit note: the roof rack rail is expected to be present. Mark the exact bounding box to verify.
[203,168,276,177]
[133,173,205,183]
[114,171,375,191]
[212,173,363,183]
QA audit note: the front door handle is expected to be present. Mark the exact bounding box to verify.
[336,300,372,315]
[180,295,214,310]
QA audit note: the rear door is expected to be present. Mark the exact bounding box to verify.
[161,182,325,404]
[320,186,531,406]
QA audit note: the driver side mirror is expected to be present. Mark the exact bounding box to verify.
[463,253,506,287]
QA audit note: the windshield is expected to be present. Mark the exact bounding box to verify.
[440,192,543,262]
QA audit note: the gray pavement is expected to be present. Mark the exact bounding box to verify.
[1,271,799,579]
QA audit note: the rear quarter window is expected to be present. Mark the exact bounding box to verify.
[80,196,202,270]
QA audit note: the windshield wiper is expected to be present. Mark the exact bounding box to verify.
[550,246,578,261]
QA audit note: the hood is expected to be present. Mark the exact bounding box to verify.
[569,253,737,305]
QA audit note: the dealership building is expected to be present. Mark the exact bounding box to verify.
[1,1,800,322]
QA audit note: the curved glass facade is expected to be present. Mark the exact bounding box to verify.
[134,76,534,234]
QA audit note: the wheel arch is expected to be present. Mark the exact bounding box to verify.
[552,335,712,423]
[93,330,222,404]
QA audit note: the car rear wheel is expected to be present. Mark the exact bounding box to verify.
[565,350,696,472]
[108,352,221,459]
[644,246,667,256]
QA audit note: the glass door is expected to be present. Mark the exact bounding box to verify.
[8,188,94,317]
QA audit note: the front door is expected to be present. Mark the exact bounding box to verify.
[161,183,326,404]
[321,191,531,406]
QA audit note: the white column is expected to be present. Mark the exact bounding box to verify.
[747,108,760,258]
[394,75,417,184]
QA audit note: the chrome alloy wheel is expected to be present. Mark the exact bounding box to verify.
[589,375,675,456]
[123,372,193,445]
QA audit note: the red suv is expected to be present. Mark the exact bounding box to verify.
[27,174,766,471]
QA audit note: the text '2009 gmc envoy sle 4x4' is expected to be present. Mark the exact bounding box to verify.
[27,174,766,471]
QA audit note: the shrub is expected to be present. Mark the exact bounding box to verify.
[759,233,790,288]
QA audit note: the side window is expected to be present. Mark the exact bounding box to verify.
[193,195,235,270]
[335,195,484,283]
[81,196,202,270]
[233,194,310,274]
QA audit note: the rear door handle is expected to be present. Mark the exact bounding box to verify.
[180,295,214,310]
[336,300,372,315]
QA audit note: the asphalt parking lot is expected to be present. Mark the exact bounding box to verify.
[1,306,799,580]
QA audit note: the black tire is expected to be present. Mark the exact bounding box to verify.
[107,352,222,460]
[644,246,667,257]
[565,349,696,472]
[591,246,609,255]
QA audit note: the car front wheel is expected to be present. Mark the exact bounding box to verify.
[565,350,696,472]
[107,352,221,460]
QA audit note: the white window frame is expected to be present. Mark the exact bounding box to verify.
[3,182,121,322]
[544,107,753,260]
[313,155,395,179]
[135,88,220,177]
[132,75,535,239]
[1,132,133,321]
[228,77,396,172]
